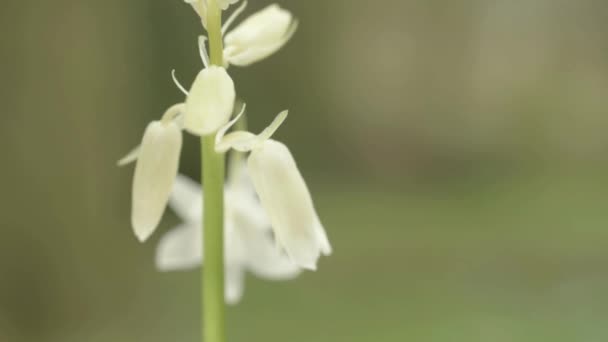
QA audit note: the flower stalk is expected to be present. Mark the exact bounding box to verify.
[118,2,331,341]
[202,1,226,342]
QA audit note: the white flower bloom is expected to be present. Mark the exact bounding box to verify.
[215,111,332,270]
[222,3,298,67]
[184,66,235,136]
[247,140,331,270]
[157,173,301,304]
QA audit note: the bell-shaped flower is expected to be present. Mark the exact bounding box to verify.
[156,172,301,304]
[118,104,185,242]
[215,111,332,270]
[116,104,186,242]
[220,3,298,67]
[183,66,235,136]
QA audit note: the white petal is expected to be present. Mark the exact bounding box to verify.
[238,224,301,280]
[156,224,202,271]
[169,174,203,223]
[230,196,271,231]
[226,163,271,231]
[228,189,270,232]
[225,264,245,304]
[215,110,288,153]
[224,218,248,304]
[247,140,330,270]
[225,4,292,48]
[225,20,298,67]
[314,215,332,256]
[228,158,255,192]
[184,66,235,136]
[215,131,257,153]
[131,121,182,242]
[224,5,296,66]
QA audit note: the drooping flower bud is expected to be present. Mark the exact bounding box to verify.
[224,4,298,67]
[184,66,235,136]
[131,121,183,242]
[215,110,332,269]
[247,140,331,270]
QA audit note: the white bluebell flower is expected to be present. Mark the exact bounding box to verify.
[215,111,332,270]
[156,172,301,304]
[222,3,298,67]
[118,104,185,242]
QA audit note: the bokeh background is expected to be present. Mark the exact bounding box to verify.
[2,0,608,341]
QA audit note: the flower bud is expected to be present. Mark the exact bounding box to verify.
[184,66,235,136]
[224,4,297,67]
[131,121,182,242]
[247,140,331,270]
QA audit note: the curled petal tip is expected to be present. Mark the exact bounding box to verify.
[215,109,287,153]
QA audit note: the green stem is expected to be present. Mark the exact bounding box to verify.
[201,135,225,342]
[202,2,225,342]
[207,0,224,66]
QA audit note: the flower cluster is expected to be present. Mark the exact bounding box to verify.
[119,0,331,303]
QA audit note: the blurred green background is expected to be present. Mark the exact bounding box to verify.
[2,0,608,341]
